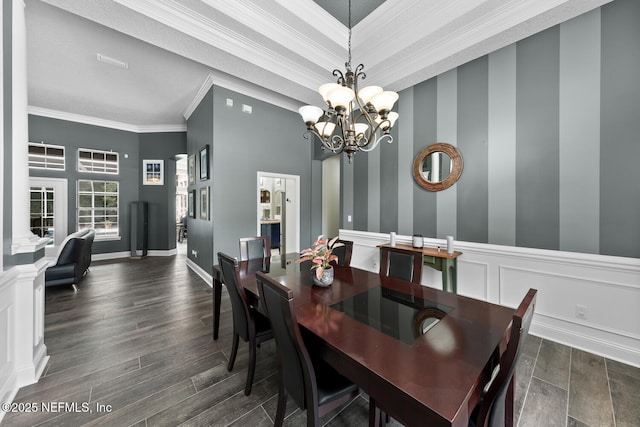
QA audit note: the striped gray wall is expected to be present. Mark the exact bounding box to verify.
[343,0,640,259]
[515,25,560,250]
[600,0,640,257]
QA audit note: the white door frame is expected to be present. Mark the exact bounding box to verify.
[257,171,300,253]
[29,177,68,258]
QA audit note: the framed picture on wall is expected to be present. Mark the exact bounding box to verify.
[188,154,196,185]
[199,145,210,180]
[143,159,164,185]
[199,186,210,220]
[188,189,196,218]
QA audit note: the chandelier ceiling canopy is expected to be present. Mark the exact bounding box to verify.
[299,0,399,163]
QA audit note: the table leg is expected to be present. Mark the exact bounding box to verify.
[441,258,458,293]
[368,397,383,427]
[213,277,222,340]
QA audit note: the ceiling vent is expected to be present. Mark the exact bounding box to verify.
[96,53,128,70]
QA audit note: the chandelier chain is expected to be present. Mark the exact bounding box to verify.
[347,0,352,70]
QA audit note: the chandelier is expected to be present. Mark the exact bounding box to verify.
[298,0,399,163]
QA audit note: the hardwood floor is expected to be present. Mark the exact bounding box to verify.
[3,253,639,426]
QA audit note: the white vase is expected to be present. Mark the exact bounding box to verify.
[312,266,334,287]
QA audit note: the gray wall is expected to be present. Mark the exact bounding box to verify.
[186,85,319,274]
[212,85,318,259]
[28,115,186,254]
[138,132,187,250]
[342,0,640,259]
[186,89,214,271]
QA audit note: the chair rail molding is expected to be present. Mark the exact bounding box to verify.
[339,229,640,368]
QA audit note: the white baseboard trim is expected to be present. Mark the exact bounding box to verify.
[91,249,177,262]
[186,258,212,288]
[533,321,640,368]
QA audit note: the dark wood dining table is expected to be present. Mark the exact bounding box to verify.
[212,255,515,427]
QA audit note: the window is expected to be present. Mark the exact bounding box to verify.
[78,180,119,238]
[78,148,118,174]
[30,186,55,246]
[28,142,65,170]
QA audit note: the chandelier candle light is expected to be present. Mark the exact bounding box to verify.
[298,0,399,163]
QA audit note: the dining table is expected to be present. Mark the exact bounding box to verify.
[211,254,516,427]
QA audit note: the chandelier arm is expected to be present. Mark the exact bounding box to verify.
[303,129,345,153]
[370,118,390,136]
[353,64,366,84]
[358,134,393,152]
[331,134,345,151]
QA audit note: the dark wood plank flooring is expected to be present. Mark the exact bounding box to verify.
[3,253,638,426]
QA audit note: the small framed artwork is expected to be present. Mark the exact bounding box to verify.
[199,186,210,220]
[143,159,164,185]
[199,145,210,180]
[188,154,196,185]
[188,190,196,218]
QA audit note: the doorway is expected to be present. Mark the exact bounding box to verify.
[29,177,68,258]
[176,155,188,254]
[257,172,300,255]
[322,155,340,238]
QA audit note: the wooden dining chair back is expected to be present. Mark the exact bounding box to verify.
[217,252,273,396]
[471,288,538,427]
[256,271,360,427]
[379,246,423,284]
[239,236,271,261]
[330,239,353,267]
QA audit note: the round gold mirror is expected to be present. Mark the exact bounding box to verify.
[412,143,463,191]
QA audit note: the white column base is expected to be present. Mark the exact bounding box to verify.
[13,258,49,387]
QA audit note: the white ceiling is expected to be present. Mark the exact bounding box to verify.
[25,0,612,131]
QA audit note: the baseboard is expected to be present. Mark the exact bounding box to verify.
[91,249,178,262]
[186,258,212,287]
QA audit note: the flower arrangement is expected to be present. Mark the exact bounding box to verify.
[298,235,344,280]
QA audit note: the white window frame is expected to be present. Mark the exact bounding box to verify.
[77,148,119,174]
[28,142,65,170]
[30,177,68,258]
[77,179,120,240]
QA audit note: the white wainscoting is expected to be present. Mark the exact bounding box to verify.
[339,229,640,368]
[0,261,50,423]
[0,269,19,423]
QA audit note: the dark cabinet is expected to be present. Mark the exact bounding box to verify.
[130,201,148,257]
[260,222,280,250]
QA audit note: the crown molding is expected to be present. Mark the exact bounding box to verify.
[27,107,186,133]
[368,0,613,90]
[183,72,302,121]
[202,0,344,71]
[113,0,328,90]
[182,74,214,121]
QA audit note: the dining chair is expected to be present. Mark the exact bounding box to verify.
[256,271,361,427]
[330,238,353,267]
[239,236,271,261]
[379,246,423,284]
[469,288,538,427]
[217,252,274,396]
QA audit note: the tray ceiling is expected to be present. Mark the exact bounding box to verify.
[25,0,612,130]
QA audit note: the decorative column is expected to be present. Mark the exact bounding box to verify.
[11,0,43,255]
[8,0,49,389]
